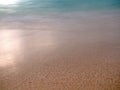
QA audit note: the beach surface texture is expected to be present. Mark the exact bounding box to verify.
[0,0,120,90]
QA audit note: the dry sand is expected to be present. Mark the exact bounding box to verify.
[0,12,120,90]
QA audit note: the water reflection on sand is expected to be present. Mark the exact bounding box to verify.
[0,30,23,67]
[0,30,56,67]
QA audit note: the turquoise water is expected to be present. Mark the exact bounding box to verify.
[0,0,120,14]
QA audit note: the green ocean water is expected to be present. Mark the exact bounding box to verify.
[0,0,120,14]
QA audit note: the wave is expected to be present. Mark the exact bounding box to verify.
[0,0,120,14]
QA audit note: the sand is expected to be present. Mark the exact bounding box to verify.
[0,12,120,90]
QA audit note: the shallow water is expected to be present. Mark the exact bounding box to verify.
[0,0,120,14]
[0,0,120,25]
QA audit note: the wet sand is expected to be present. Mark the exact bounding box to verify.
[0,12,120,90]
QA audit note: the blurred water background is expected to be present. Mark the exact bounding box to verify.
[0,0,120,14]
[0,0,120,29]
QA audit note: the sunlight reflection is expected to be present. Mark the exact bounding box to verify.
[0,0,19,5]
[0,30,22,67]
[0,30,57,67]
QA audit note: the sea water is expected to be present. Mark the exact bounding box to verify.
[0,0,120,29]
[0,0,120,14]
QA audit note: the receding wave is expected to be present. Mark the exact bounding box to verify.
[0,0,120,14]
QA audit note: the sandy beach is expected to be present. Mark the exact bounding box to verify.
[0,11,120,90]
